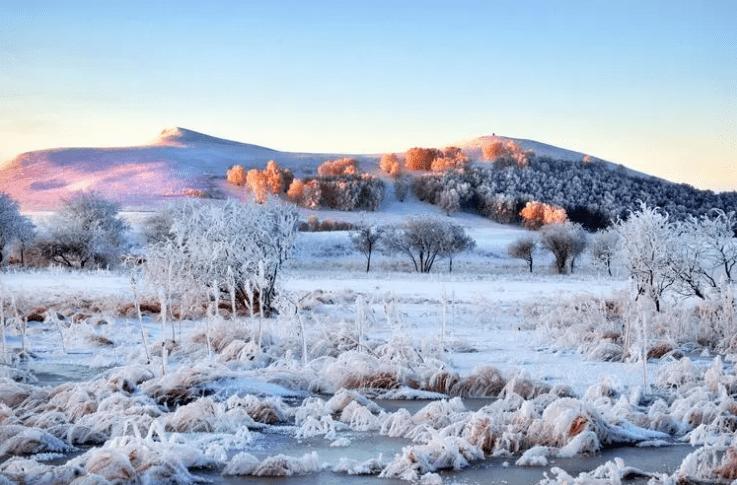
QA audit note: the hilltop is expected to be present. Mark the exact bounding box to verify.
[0,127,611,211]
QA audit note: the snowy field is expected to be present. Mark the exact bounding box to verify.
[1,225,736,484]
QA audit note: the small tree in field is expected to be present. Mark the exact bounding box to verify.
[508,237,536,273]
[42,192,129,269]
[382,217,474,273]
[0,193,34,265]
[591,228,618,276]
[539,222,586,274]
[678,209,737,293]
[616,204,678,312]
[351,225,384,272]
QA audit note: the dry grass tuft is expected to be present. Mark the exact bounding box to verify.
[426,370,460,394]
[464,416,496,454]
[87,335,115,346]
[647,341,674,359]
[451,366,506,397]
[342,372,399,390]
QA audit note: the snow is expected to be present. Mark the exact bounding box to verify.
[1,221,736,484]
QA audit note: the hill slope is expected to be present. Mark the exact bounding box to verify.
[1,127,612,210]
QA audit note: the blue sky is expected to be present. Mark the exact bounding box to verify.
[2,1,735,190]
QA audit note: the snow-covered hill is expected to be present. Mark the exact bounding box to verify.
[1,127,615,210]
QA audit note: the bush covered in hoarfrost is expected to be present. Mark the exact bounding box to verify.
[144,198,298,316]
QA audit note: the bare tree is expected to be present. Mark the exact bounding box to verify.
[508,237,536,273]
[351,225,384,272]
[381,217,474,273]
[539,222,586,274]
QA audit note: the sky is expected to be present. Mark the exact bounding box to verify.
[1,0,736,190]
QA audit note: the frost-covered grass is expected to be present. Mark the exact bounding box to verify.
[1,226,737,484]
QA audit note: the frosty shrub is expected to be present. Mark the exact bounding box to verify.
[508,237,537,273]
[40,192,129,269]
[317,158,360,177]
[298,216,355,232]
[144,198,298,316]
[394,176,410,202]
[226,164,247,186]
[476,192,524,225]
[381,217,475,273]
[539,222,587,274]
[287,179,321,209]
[430,146,469,172]
[288,175,384,211]
[438,171,473,215]
[351,225,385,272]
[405,147,442,172]
[404,147,469,173]
[245,160,290,203]
[380,153,402,177]
[0,192,34,265]
[482,139,533,167]
[520,201,568,230]
[411,175,443,203]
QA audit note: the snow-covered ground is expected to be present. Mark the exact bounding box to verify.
[1,226,736,484]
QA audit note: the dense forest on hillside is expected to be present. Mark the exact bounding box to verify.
[412,157,737,230]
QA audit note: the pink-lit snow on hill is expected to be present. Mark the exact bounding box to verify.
[0,127,615,211]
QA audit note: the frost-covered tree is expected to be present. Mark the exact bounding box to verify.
[12,217,36,266]
[41,192,129,269]
[689,209,737,284]
[441,222,475,273]
[226,164,247,186]
[394,176,409,202]
[381,217,474,273]
[405,147,442,172]
[672,210,737,300]
[380,153,402,177]
[0,193,34,265]
[590,228,618,276]
[520,201,568,230]
[616,204,679,311]
[318,157,360,176]
[351,225,384,272]
[145,198,298,316]
[539,222,586,274]
[508,237,536,273]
